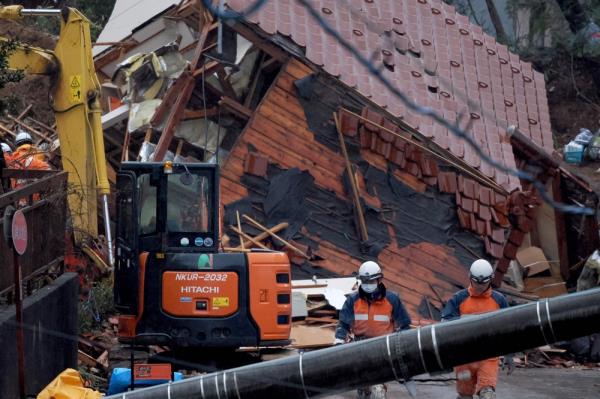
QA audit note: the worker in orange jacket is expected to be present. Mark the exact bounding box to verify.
[441,259,510,399]
[9,132,50,201]
[12,131,46,163]
[1,142,13,161]
[335,261,412,399]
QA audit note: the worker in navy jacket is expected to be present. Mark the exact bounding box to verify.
[442,259,509,399]
[335,261,411,399]
[335,261,411,341]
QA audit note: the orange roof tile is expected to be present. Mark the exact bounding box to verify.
[226,0,552,191]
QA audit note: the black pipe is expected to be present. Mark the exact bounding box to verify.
[105,288,600,399]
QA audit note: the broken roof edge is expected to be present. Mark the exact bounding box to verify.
[93,2,183,58]
[221,0,550,190]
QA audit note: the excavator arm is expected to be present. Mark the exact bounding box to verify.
[1,5,113,264]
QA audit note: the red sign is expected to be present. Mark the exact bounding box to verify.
[11,210,27,255]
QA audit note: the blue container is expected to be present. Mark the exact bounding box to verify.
[564,141,585,165]
[107,368,184,395]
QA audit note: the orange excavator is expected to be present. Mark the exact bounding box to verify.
[1,5,292,349]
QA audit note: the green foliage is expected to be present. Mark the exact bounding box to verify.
[0,40,24,113]
[506,0,600,61]
[68,0,117,41]
[20,0,117,41]
[0,40,24,89]
[78,277,115,334]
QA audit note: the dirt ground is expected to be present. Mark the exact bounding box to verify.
[544,53,600,149]
[328,368,600,399]
[0,19,57,126]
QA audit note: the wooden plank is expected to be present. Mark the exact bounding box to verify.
[244,125,344,176]
[7,116,53,144]
[284,58,314,79]
[232,222,289,250]
[219,96,252,119]
[251,111,315,146]
[523,277,567,298]
[229,225,269,250]
[258,98,312,134]
[0,123,16,137]
[267,87,310,121]
[274,71,306,96]
[334,112,369,242]
[220,176,248,198]
[239,130,346,195]
[153,13,213,161]
[243,214,309,258]
[152,72,196,161]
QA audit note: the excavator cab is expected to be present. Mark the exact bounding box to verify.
[114,162,292,348]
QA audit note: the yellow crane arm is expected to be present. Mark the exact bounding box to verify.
[1,5,113,265]
[1,37,58,75]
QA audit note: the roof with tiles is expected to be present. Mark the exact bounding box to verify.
[225,0,553,192]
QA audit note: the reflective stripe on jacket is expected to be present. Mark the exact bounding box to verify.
[335,284,411,340]
[441,286,508,321]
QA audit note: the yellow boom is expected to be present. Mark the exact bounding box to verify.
[1,5,113,265]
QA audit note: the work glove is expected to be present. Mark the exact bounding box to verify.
[501,354,515,375]
[333,338,345,346]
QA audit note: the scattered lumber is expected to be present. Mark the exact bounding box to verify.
[242,214,309,259]
[232,222,289,250]
[333,112,369,242]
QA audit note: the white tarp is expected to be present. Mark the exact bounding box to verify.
[93,0,180,56]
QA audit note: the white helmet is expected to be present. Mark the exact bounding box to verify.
[15,131,33,147]
[358,261,383,283]
[469,259,494,284]
[1,143,11,153]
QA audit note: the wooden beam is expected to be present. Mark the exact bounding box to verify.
[7,116,53,144]
[231,22,288,62]
[260,57,280,73]
[244,53,266,108]
[233,222,289,250]
[230,225,271,250]
[236,210,245,250]
[0,123,16,138]
[152,72,196,161]
[334,112,369,242]
[242,214,309,259]
[219,96,252,119]
[152,11,213,162]
[183,107,218,120]
[9,104,32,129]
[121,127,130,162]
[151,73,194,126]
[24,117,57,136]
[192,60,221,77]
[217,68,238,100]
[341,108,504,193]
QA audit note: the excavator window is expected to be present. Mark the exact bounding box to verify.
[138,173,157,235]
[166,173,211,233]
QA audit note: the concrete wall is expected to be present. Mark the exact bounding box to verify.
[0,273,78,398]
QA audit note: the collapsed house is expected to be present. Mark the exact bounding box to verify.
[94,0,599,321]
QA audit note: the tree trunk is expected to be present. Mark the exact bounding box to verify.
[556,0,588,33]
[484,0,508,42]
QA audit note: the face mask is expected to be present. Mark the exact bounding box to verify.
[361,283,378,293]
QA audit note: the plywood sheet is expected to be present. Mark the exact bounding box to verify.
[516,246,552,277]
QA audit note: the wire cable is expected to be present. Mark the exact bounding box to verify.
[201,0,269,20]
[203,0,593,215]
[292,0,593,215]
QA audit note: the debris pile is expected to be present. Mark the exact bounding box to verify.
[502,245,567,300]
[97,3,284,180]
[0,105,60,165]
